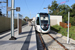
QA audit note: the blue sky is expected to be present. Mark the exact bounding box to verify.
[0,0,75,19]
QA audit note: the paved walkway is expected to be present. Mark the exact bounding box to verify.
[0,25,37,50]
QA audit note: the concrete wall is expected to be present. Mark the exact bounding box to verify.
[50,15,62,26]
[0,17,26,33]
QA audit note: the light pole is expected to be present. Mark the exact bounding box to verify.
[0,0,8,17]
[44,7,49,13]
[6,0,8,17]
[9,0,20,40]
[67,12,70,44]
[9,0,16,40]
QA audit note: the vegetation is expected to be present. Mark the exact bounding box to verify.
[48,0,75,26]
[49,0,75,40]
[51,25,75,40]
[25,16,29,19]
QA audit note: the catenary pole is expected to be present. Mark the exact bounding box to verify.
[11,0,14,37]
[67,12,70,44]
[9,0,16,40]
[6,0,8,17]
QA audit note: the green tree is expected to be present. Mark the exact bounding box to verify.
[48,0,75,26]
[25,16,29,19]
[70,17,75,26]
[70,4,75,17]
[48,0,70,22]
[58,4,70,17]
[58,4,70,22]
[48,0,70,16]
[48,0,59,15]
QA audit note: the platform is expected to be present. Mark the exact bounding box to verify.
[0,25,37,50]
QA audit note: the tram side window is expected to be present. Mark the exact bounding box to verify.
[36,17,39,25]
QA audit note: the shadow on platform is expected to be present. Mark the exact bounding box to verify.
[21,26,33,50]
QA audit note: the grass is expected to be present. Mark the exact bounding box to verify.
[51,25,75,40]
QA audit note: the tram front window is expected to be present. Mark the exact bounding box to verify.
[40,15,49,24]
[41,20,48,24]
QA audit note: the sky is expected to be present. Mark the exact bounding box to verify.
[0,0,75,19]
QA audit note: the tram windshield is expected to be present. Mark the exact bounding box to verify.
[41,20,48,24]
[40,14,49,24]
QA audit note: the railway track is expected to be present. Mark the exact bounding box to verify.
[36,32,68,50]
[38,33,47,50]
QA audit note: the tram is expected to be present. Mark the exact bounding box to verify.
[35,13,50,33]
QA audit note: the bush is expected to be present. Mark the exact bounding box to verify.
[51,25,75,40]
[70,17,75,26]
[63,17,75,26]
